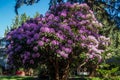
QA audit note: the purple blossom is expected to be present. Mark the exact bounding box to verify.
[79,20,87,25]
[8,45,12,49]
[34,33,39,40]
[57,50,68,58]
[66,2,72,7]
[81,43,86,47]
[33,46,38,52]
[67,40,73,44]
[38,41,44,46]
[30,23,37,28]
[50,5,54,10]
[54,16,59,21]
[30,60,34,64]
[32,53,40,58]
[24,54,29,60]
[60,11,67,17]
[26,31,31,35]
[15,46,21,52]
[17,35,22,40]
[40,27,50,33]
[41,17,45,21]
[26,52,30,56]
[79,30,84,34]
[22,23,29,30]
[89,45,104,54]
[56,33,64,40]
[60,23,71,31]
[62,47,72,54]
[50,28,55,33]
[27,39,31,44]
[48,14,54,20]
[6,35,12,40]
[45,12,50,17]
[18,28,24,32]
[89,54,94,59]
[36,53,40,57]
[9,51,13,55]
[45,39,50,42]
[81,35,86,40]
[51,40,59,45]
[41,37,46,41]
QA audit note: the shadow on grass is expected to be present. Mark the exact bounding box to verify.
[0,76,35,80]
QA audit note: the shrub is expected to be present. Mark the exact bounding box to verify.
[6,2,110,80]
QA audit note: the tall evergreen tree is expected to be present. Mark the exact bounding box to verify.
[4,13,29,35]
[4,12,41,36]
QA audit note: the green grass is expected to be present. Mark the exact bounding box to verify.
[89,77,120,80]
[0,76,35,80]
[69,76,120,80]
[1,76,120,80]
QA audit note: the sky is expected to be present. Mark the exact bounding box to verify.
[0,0,49,37]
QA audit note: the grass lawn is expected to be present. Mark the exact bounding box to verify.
[1,76,120,80]
[89,77,120,80]
[0,76,35,80]
[69,76,120,80]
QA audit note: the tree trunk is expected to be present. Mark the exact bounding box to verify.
[61,60,70,80]
[48,56,70,80]
[89,64,98,77]
[55,58,59,80]
[48,54,60,80]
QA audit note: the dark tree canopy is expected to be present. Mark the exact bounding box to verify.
[15,0,40,14]
[15,0,120,27]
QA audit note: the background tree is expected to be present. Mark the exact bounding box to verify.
[4,13,29,36]
[15,0,40,14]
[4,12,40,36]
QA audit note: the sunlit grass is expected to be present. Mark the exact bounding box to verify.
[0,76,35,80]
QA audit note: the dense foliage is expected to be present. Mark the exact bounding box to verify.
[7,2,110,80]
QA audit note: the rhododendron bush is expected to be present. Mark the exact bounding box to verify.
[6,2,110,80]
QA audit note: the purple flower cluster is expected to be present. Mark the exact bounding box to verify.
[6,18,42,66]
[6,2,110,66]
